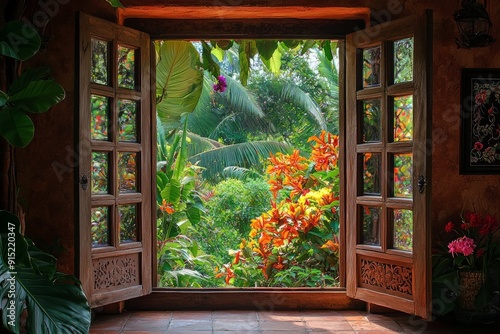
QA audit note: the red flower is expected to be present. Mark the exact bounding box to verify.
[444,221,454,233]
[474,142,484,151]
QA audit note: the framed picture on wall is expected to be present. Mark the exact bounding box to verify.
[460,68,500,174]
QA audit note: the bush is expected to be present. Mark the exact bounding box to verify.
[206,178,272,235]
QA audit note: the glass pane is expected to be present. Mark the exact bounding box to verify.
[362,99,381,142]
[394,95,413,142]
[361,206,380,246]
[91,206,109,247]
[119,204,137,243]
[118,99,138,142]
[393,209,413,251]
[118,153,137,192]
[363,46,381,87]
[118,46,136,89]
[91,152,109,194]
[363,153,381,195]
[394,154,413,198]
[394,37,414,84]
[91,95,109,141]
[91,39,108,85]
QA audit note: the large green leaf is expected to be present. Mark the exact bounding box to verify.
[0,266,90,334]
[9,80,65,113]
[238,41,257,86]
[161,178,181,205]
[8,67,52,96]
[261,48,282,75]
[201,41,220,79]
[156,41,203,123]
[0,107,34,147]
[0,21,41,61]
[256,40,278,60]
[0,211,90,334]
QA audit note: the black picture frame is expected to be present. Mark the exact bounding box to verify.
[460,68,500,174]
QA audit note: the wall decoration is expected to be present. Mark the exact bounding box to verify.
[460,68,500,174]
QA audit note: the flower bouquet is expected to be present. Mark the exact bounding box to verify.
[441,212,500,312]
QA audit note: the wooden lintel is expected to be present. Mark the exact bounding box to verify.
[123,18,366,40]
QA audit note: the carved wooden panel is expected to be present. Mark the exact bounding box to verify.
[93,254,139,291]
[359,258,412,297]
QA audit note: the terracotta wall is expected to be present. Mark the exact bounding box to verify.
[15,0,500,274]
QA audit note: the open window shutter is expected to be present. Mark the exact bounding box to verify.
[77,12,153,307]
[345,12,432,318]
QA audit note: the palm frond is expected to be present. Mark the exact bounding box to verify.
[186,131,222,157]
[316,48,339,100]
[224,75,264,118]
[222,166,263,180]
[189,141,292,182]
[187,74,222,136]
[280,82,327,130]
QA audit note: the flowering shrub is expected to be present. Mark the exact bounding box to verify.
[444,212,500,272]
[216,131,341,287]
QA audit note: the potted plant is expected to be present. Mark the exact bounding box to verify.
[434,211,500,322]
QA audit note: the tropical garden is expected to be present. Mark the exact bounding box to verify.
[152,39,342,288]
[89,37,414,288]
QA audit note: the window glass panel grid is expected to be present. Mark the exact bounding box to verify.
[392,153,413,198]
[393,37,414,84]
[119,204,138,243]
[91,152,110,194]
[118,45,137,89]
[362,153,381,195]
[91,206,111,247]
[91,95,110,141]
[118,99,138,142]
[363,46,381,87]
[393,95,413,142]
[361,206,381,246]
[392,208,413,252]
[91,38,109,86]
[362,99,382,143]
[118,152,138,192]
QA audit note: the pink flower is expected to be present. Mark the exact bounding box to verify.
[213,75,227,93]
[448,236,476,257]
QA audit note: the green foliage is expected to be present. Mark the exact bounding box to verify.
[156,121,217,287]
[0,21,65,147]
[0,211,90,333]
[157,235,212,287]
[206,178,272,235]
[0,21,41,61]
[156,41,204,124]
[272,266,337,287]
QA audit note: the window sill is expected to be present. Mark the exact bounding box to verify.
[126,288,364,311]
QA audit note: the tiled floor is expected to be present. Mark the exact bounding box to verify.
[89,309,499,333]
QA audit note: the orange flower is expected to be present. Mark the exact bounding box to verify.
[215,264,235,284]
[309,131,339,171]
[321,240,340,253]
[159,199,175,214]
